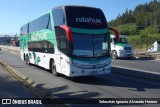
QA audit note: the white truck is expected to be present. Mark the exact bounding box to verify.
[110,35,134,59]
[147,41,160,52]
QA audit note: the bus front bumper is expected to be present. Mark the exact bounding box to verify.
[68,64,111,77]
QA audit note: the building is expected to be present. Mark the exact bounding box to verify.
[0,35,19,46]
[0,36,11,45]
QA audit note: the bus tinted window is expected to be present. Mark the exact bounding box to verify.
[20,24,28,34]
[65,6,107,29]
[48,42,54,53]
[29,14,50,33]
[47,18,52,30]
[28,41,54,53]
[52,9,65,26]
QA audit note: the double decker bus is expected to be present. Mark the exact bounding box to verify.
[20,5,119,77]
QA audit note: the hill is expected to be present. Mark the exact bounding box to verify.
[108,0,160,50]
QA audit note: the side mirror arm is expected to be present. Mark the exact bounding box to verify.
[109,27,120,42]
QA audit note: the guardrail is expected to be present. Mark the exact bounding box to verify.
[135,51,160,58]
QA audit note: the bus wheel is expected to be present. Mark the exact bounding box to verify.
[127,57,132,60]
[112,51,118,59]
[25,54,30,65]
[51,61,58,76]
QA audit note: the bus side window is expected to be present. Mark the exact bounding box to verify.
[46,16,52,31]
[36,42,41,52]
[48,42,54,53]
[52,9,65,26]
[58,28,69,55]
[42,41,48,53]
[59,36,68,55]
[29,14,50,33]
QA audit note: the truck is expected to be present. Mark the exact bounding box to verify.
[147,41,160,52]
[110,35,134,59]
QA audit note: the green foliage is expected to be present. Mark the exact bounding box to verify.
[127,34,160,50]
[117,23,138,35]
[109,0,160,34]
[109,0,160,50]
[140,27,159,35]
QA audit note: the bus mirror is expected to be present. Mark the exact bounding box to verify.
[60,25,72,42]
[109,27,120,42]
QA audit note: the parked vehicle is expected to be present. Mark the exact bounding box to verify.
[110,35,134,59]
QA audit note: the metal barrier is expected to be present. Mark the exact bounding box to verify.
[135,51,160,58]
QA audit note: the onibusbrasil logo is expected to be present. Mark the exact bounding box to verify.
[76,16,102,25]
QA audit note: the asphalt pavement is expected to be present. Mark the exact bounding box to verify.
[112,58,160,73]
[0,65,45,107]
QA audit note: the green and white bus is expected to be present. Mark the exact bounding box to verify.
[20,6,119,77]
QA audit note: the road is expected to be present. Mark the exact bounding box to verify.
[112,58,160,73]
[0,63,44,107]
[0,50,160,107]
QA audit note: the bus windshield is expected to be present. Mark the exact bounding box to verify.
[72,33,109,58]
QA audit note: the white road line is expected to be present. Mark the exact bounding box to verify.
[113,60,136,64]
[112,65,160,75]
[150,60,160,63]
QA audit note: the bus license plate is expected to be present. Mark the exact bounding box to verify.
[90,71,97,74]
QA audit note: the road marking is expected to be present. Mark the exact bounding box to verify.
[110,73,160,86]
[112,65,160,75]
[150,60,160,63]
[112,60,136,64]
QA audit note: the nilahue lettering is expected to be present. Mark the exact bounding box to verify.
[76,17,102,25]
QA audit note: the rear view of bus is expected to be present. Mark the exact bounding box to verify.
[20,6,112,77]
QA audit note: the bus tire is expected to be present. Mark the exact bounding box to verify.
[112,51,118,59]
[51,60,58,76]
[23,54,25,61]
[25,54,30,65]
[127,57,132,60]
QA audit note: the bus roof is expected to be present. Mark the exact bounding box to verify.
[21,5,102,28]
[20,5,107,34]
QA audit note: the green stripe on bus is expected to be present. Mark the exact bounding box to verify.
[70,27,108,34]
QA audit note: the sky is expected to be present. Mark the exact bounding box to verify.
[0,0,151,35]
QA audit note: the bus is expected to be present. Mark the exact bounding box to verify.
[20,5,119,77]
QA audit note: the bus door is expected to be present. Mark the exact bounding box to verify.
[39,41,50,68]
[55,27,69,74]
[59,41,68,74]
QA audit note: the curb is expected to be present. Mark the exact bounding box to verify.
[0,60,66,107]
[111,65,160,83]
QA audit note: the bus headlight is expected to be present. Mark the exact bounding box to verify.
[65,59,82,67]
[65,59,72,64]
[72,62,82,67]
[74,63,82,67]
